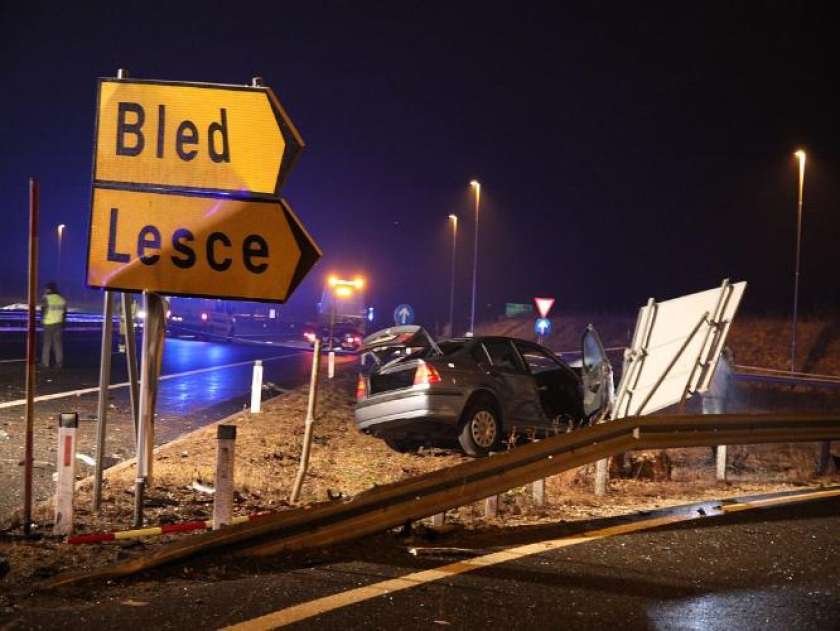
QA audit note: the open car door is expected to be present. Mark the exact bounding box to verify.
[581,324,615,419]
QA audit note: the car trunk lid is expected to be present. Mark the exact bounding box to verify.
[361,326,441,395]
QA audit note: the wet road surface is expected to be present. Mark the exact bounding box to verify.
[1,330,313,413]
[5,490,838,630]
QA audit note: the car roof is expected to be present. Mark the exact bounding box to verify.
[440,335,546,347]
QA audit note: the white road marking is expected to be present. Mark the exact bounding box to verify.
[0,353,299,410]
[222,487,840,630]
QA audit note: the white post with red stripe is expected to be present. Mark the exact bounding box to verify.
[213,424,236,530]
[54,412,78,536]
[250,360,263,414]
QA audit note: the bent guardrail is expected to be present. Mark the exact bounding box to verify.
[47,412,840,587]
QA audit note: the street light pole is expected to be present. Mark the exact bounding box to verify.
[56,224,65,281]
[448,214,458,336]
[469,180,480,334]
[791,150,806,373]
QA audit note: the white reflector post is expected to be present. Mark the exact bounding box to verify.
[250,360,263,414]
[213,424,236,530]
[54,412,79,536]
[328,351,335,380]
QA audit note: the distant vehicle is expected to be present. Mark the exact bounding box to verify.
[166,297,283,341]
[354,325,613,456]
[317,277,368,335]
[304,323,364,351]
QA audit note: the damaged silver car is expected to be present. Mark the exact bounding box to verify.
[354,325,613,456]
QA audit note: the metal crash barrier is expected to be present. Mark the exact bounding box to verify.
[47,412,839,588]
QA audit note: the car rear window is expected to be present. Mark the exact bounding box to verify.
[437,340,464,356]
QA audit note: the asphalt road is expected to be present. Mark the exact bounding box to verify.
[4,491,838,630]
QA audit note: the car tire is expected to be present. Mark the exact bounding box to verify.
[458,397,502,457]
[384,437,420,453]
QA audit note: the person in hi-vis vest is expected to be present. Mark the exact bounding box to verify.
[41,282,67,368]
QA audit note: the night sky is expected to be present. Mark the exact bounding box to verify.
[1,1,837,330]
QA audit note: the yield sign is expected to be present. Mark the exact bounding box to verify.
[534,297,555,319]
[93,78,303,197]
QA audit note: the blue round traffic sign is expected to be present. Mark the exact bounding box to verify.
[393,304,415,325]
[535,317,551,337]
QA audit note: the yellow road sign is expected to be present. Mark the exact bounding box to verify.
[94,78,303,196]
[86,187,321,302]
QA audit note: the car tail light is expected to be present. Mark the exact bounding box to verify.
[414,361,441,386]
[356,374,367,400]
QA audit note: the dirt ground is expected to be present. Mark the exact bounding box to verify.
[2,363,838,604]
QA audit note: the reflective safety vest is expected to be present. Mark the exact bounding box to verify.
[43,293,67,326]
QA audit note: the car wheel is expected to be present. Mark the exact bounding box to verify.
[384,437,420,453]
[458,398,502,457]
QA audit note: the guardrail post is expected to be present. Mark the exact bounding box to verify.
[54,413,79,536]
[532,478,545,506]
[484,495,498,518]
[328,350,335,379]
[594,458,609,496]
[818,441,833,474]
[715,445,727,481]
[213,425,236,529]
[250,360,263,414]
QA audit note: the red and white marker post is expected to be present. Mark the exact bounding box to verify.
[54,412,79,536]
[213,425,236,530]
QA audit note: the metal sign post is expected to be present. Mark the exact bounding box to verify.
[23,177,39,535]
[93,290,114,510]
[121,292,140,437]
[133,291,166,527]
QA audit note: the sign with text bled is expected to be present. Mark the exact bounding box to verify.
[86,188,321,302]
[94,78,303,196]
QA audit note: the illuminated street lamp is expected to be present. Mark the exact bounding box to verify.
[448,214,458,336]
[469,180,480,334]
[56,224,66,280]
[790,150,806,372]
